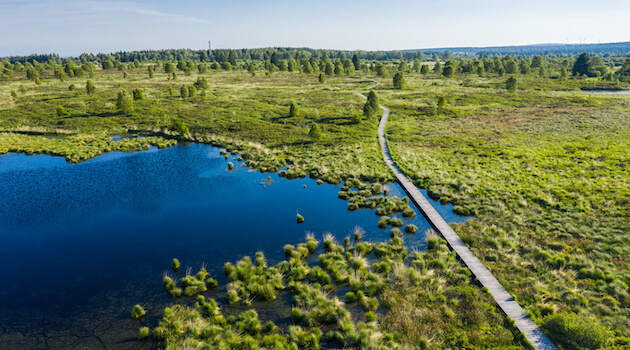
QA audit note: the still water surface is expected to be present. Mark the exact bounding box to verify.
[0,143,466,349]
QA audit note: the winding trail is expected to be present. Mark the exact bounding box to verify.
[358,79,556,350]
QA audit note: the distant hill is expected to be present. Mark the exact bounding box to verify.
[405,42,630,56]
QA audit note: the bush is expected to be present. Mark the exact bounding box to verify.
[56,105,68,116]
[132,88,144,101]
[541,312,613,350]
[171,118,189,135]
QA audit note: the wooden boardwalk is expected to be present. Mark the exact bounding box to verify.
[358,81,556,350]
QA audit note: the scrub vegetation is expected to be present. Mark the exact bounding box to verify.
[3,47,630,348]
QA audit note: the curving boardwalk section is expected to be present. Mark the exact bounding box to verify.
[358,80,556,350]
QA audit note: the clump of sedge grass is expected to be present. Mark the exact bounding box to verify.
[138,326,150,340]
[132,304,146,319]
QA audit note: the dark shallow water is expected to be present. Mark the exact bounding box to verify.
[0,143,467,349]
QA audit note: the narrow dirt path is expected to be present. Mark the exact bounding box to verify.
[358,79,556,350]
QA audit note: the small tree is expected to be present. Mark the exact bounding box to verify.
[363,90,380,118]
[302,62,313,74]
[325,62,334,76]
[26,67,39,81]
[420,64,429,74]
[318,73,325,84]
[86,80,96,95]
[148,66,155,78]
[352,53,361,70]
[560,67,568,79]
[433,61,442,74]
[334,61,344,76]
[442,65,454,78]
[437,96,446,108]
[193,77,208,90]
[117,90,134,113]
[132,88,144,101]
[412,59,421,72]
[477,66,484,77]
[393,72,406,89]
[289,101,298,118]
[398,61,409,72]
[180,85,188,98]
[376,64,389,78]
[505,76,518,92]
[572,53,591,76]
[309,124,322,141]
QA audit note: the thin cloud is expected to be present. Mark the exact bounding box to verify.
[104,1,210,24]
[0,0,209,24]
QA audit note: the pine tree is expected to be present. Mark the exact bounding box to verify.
[433,61,442,74]
[352,53,361,70]
[334,61,344,76]
[376,64,388,78]
[132,88,144,101]
[302,62,314,74]
[363,90,380,118]
[412,59,421,72]
[309,124,322,141]
[437,96,446,108]
[289,101,298,118]
[506,76,518,92]
[393,72,406,89]
[116,91,134,113]
[442,65,454,78]
[193,77,208,90]
[318,73,325,84]
[86,80,96,95]
[477,66,484,77]
[572,53,591,76]
[325,62,334,76]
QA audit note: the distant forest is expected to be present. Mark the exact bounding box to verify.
[3,41,630,65]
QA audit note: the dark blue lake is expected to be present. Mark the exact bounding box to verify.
[0,143,466,349]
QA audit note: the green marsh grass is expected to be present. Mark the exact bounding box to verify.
[132,304,146,319]
[380,70,630,344]
[138,326,149,340]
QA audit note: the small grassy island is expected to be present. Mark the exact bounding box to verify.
[2,48,630,349]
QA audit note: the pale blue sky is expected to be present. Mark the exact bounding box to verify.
[1,0,629,56]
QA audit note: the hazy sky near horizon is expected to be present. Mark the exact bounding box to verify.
[1,0,629,57]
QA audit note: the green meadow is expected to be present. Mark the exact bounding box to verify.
[2,49,629,349]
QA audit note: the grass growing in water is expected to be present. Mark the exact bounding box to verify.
[132,304,146,319]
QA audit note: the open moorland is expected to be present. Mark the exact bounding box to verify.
[1,48,629,349]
